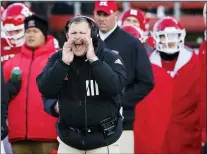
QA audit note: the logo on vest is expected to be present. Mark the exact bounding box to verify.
[64,74,68,80]
[86,80,99,96]
[28,20,35,27]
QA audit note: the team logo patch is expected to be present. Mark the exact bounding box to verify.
[130,9,138,16]
[114,59,123,65]
[28,20,35,27]
[99,1,108,6]
[64,74,68,80]
[86,80,99,96]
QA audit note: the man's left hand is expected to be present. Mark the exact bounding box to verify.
[86,38,98,62]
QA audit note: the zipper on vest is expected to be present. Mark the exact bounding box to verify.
[25,53,34,139]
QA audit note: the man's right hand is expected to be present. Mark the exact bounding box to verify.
[62,40,74,65]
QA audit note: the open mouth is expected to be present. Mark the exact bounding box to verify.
[74,43,84,50]
[28,39,35,43]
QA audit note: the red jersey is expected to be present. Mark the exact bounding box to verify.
[149,48,202,154]
[198,40,206,143]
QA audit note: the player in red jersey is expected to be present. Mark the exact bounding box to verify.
[1,3,33,64]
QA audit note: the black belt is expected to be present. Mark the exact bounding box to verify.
[69,126,100,134]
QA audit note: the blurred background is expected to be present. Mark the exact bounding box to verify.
[1,1,206,49]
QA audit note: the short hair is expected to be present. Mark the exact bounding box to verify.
[66,17,92,32]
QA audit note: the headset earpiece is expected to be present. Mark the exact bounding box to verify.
[64,20,70,41]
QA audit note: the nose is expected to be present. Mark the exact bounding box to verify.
[8,31,17,36]
[73,34,82,41]
[98,14,105,22]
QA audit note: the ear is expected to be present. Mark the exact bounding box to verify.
[66,33,69,40]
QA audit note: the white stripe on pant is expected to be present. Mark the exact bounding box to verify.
[57,136,120,154]
[2,136,13,154]
[119,130,134,154]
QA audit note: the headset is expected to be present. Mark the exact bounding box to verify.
[64,15,100,47]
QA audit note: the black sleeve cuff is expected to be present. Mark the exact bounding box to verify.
[90,60,102,67]
[43,98,59,117]
[58,59,71,69]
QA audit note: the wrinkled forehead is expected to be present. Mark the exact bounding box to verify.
[95,11,117,19]
[69,21,91,32]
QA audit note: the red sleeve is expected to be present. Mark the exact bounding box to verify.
[134,64,173,153]
[198,41,206,143]
[51,36,60,51]
[146,36,155,48]
[3,59,14,82]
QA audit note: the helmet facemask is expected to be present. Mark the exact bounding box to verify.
[4,23,25,47]
[153,27,186,54]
